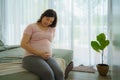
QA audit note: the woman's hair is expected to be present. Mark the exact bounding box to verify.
[37,9,57,28]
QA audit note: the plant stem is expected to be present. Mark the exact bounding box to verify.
[102,50,104,64]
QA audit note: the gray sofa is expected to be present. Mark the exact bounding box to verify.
[0,45,73,80]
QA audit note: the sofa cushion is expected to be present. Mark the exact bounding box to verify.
[54,58,66,73]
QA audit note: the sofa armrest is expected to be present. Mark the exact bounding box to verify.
[0,47,6,52]
[52,48,73,66]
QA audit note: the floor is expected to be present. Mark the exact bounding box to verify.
[66,71,111,80]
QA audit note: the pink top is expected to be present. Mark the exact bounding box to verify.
[23,23,55,56]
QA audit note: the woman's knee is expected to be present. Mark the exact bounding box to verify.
[40,69,55,80]
[56,69,64,77]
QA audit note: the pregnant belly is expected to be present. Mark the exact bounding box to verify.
[31,39,52,53]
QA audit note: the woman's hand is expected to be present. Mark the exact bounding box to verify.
[40,52,51,60]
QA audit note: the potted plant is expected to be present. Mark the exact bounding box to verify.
[91,33,110,76]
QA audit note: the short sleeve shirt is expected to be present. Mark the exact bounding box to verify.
[23,23,55,56]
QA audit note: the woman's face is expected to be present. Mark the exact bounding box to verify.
[41,16,55,27]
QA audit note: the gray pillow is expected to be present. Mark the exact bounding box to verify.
[0,40,4,46]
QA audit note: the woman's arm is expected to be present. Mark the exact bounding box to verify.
[21,33,50,59]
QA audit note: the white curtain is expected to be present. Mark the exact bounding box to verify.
[50,0,109,66]
[0,0,109,66]
[0,0,49,45]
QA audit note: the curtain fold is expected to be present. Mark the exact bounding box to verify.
[0,0,109,66]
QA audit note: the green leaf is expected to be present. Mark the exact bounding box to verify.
[105,40,110,46]
[96,33,110,50]
[97,33,106,46]
[91,41,101,53]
